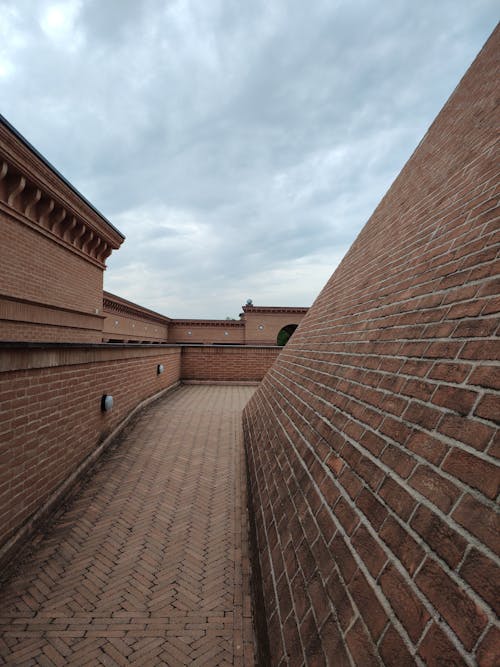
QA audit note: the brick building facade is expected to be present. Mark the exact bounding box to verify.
[102,294,308,346]
[0,114,124,343]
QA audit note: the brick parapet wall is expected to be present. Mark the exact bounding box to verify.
[181,345,280,382]
[169,321,245,344]
[0,344,182,564]
[243,27,499,666]
[243,309,308,346]
[102,291,170,343]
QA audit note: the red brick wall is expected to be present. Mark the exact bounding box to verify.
[102,311,169,343]
[243,310,308,345]
[0,345,181,558]
[243,28,499,666]
[169,322,245,344]
[181,345,280,382]
[102,291,170,343]
[0,217,104,341]
[0,217,102,313]
[0,343,280,563]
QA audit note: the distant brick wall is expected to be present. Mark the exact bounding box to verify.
[243,27,499,666]
[243,308,308,345]
[0,345,181,562]
[102,291,170,343]
[102,312,169,343]
[181,345,280,382]
[169,321,245,344]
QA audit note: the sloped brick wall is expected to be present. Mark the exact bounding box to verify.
[243,27,499,666]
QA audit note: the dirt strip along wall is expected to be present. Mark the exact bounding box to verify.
[243,27,499,667]
[0,345,181,560]
[181,345,280,382]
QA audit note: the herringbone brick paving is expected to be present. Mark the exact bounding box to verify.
[0,385,257,666]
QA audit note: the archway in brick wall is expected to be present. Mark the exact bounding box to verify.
[277,324,298,346]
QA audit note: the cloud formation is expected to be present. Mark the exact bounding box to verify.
[0,1,497,317]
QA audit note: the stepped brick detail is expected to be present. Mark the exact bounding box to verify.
[243,26,499,666]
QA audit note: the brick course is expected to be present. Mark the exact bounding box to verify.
[181,345,280,382]
[243,26,499,666]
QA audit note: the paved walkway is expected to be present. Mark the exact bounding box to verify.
[0,385,257,666]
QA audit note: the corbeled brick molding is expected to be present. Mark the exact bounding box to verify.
[0,115,124,342]
[0,116,123,267]
[243,26,499,666]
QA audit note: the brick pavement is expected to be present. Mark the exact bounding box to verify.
[0,385,257,666]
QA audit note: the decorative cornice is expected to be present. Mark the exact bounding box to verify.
[171,319,244,328]
[242,305,309,314]
[103,291,171,325]
[0,117,124,266]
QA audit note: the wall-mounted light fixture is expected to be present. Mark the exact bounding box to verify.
[101,394,114,411]
[157,364,164,375]
[224,331,229,336]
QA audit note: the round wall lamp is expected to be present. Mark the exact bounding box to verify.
[157,364,164,375]
[101,394,114,412]
[258,324,264,330]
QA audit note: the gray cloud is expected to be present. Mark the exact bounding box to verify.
[0,0,497,317]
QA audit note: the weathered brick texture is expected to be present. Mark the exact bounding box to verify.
[243,27,499,666]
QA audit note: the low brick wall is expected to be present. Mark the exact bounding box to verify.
[0,343,181,563]
[181,345,280,382]
[0,342,281,565]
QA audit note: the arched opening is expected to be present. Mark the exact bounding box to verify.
[277,324,298,346]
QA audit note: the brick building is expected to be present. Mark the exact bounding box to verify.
[0,114,124,343]
[102,293,308,346]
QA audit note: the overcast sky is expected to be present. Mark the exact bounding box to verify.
[0,2,497,318]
